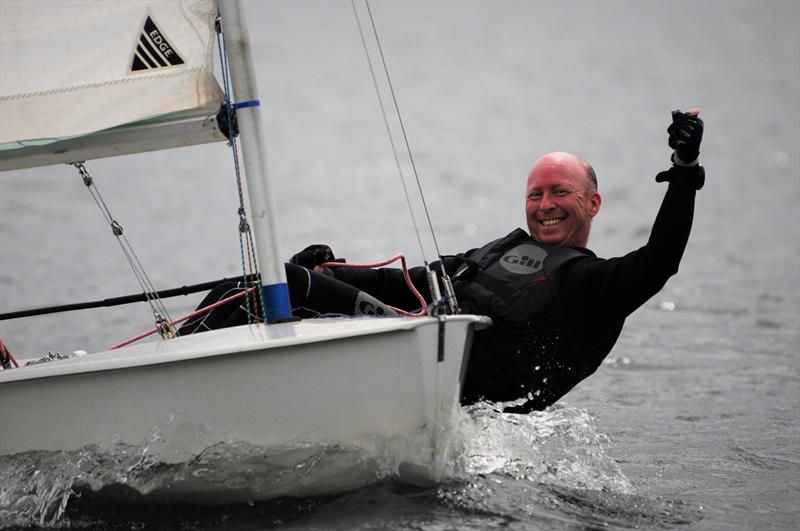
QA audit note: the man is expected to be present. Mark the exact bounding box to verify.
[187,109,704,413]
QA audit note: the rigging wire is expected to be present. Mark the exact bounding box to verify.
[215,15,264,323]
[107,286,256,350]
[359,0,443,261]
[351,1,461,314]
[350,0,428,265]
[72,161,176,338]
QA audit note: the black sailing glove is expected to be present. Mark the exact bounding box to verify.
[668,109,703,165]
[656,109,705,190]
[290,244,343,270]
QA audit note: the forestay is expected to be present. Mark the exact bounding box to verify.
[0,0,224,171]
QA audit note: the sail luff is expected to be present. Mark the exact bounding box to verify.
[217,0,292,323]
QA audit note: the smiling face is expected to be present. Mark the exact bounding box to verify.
[525,152,601,247]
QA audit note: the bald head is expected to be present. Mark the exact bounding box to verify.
[528,151,597,194]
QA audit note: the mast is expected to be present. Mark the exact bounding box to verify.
[218,0,291,323]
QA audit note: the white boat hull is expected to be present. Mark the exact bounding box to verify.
[0,315,488,493]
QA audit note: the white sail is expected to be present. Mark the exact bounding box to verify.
[0,0,224,171]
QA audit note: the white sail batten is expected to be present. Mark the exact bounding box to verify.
[0,0,224,171]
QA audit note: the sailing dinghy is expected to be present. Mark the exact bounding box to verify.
[0,0,488,499]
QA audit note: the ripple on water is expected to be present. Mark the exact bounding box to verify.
[728,444,799,472]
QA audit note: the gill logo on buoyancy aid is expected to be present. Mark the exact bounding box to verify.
[499,244,548,275]
[453,228,588,314]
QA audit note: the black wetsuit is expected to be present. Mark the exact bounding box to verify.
[183,179,696,412]
[325,180,697,411]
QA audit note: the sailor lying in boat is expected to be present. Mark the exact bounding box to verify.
[182,109,704,413]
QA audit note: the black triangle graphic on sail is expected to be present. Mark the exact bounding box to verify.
[131,15,185,72]
[131,55,148,72]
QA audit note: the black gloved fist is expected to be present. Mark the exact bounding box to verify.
[655,108,705,190]
[667,109,703,165]
[290,244,342,269]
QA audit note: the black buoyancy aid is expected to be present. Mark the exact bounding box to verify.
[452,228,600,412]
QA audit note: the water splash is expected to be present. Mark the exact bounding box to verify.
[435,401,697,529]
[451,401,634,493]
[0,415,399,528]
[0,451,78,527]
[0,404,696,529]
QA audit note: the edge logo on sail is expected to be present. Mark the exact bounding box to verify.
[130,15,185,73]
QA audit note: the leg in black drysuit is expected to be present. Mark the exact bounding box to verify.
[178,263,396,334]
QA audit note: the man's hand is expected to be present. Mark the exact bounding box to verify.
[290,244,342,271]
[656,108,705,190]
[668,108,703,166]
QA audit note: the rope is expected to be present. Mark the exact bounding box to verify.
[322,254,430,317]
[216,17,264,324]
[72,162,176,339]
[107,286,255,350]
[0,338,20,369]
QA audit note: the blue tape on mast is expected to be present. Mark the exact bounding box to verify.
[234,100,261,109]
[263,283,292,324]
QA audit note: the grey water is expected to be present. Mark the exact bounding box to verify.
[1,0,798,529]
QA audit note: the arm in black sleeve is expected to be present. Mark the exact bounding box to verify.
[328,254,471,311]
[329,265,431,311]
[560,179,697,330]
